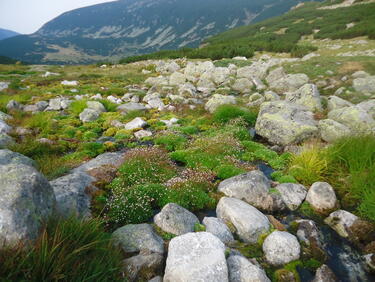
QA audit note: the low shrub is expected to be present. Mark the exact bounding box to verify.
[154,133,187,151]
[213,105,257,126]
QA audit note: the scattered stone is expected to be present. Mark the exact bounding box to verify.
[205,94,237,113]
[79,108,100,122]
[202,217,234,244]
[262,231,300,266]
[275,183,307,211]
[216,197,270,243]
[227,254,271,282]
[319,119,351,143]
[164,232,228,282]
[306,182,337,213]
[6,100,22,111]
[134,129,153,139]
[123,253,164,282]
[232,78,253,93]
[312,264,337,282]
[117,102,147,113]
[154,203,199,235]
[324,210,358,238]
[61,80,78,86]
[285,84,322,112]
[125,117,148,130]
[327,96,353,111]
[87,101,106,113]
[353,76,375,93]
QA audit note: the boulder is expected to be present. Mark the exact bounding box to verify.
[0,81,9,91]
[0,111,12,121]
[357,99,375,118]
[285,84,322,112]
[134,129,153,139]
[0,162,55,246]
[270,73,309,93]
[147,98,165,110]
[248,93,265,107]
[328,106,375,133]
[255,101,319,146]
[0,133,14,148]
[232,78,253,93]
[156,61,180,73]
[205,94,237,113]
[324,210,358,238]
[125,117,148,130]
[312,264,337,282]
[117,102,147,113]
[203,217,234,244]
[87,101,106,113]
[46,98,63,111]
[123,253,164,282]
[112,224,164,254]
[227,255,271,282]
[218,171,285,212]
[262,231,300,266]
[164,232,228,282]
[353,76,375,93]
[327,96,353,112]
[169,72,186,85]
[0,149,35,167]
[154,203,199,235]
[295,219,323,247]
[275,183,307,211]
[212,67,230,85]
[0,120,12,134]
[61,80,78,86]
[79,108,100,122]
[145,76,169,87]
[306,182,337,213]
[73,152,125,174]
[216,197,270,243]
[319,119,351,143]
[266,67,286,85]
[6,100,22,111]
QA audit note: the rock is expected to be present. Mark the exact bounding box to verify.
[74,152,125,174]
[0,111,12,121]
[134,129,153,139]
[232,78,253,93]
[357,99,375,118]
[266,67,286,85]
[154,203,199,235]
[169,72,186,85]
[275,183,307,211]
[123,253,164,282]
[0,81,9,91]
[145,76,169,87]
[87,101,106,113]
[248,93,265,107]
[148,276,163,282]
[252,77,267,91]
[178,83,197,97]
[0,162,55,246]
[327,96,353,112]
[160,117,179,127]
[328,105,375,133]
[255,101,318,146]
[364,254,375,272]
[264,91,280,101]
[324,210,358,238]
[227,255,271,282]
[352,71,369,79]
[79,108,100,122]
[164,232,228,282]
[262,231,300,266]
[112,224,164,254]
[306,182,337,213]
[6,100,22,111]
[184,61,215,78]
[319,119,351,143]
[312,264,337,282]
[216,197,270,243]
[286,84,322,112]
[0,133,14,148]
[45,98,63,111]
[295,219,323,247]
[156,61,180,73]
[270,73,309,93]
[0,120,12,134]
[353,76,375,93]
[0,149,35,167]
[125,117,148,130]
[203,217,234,244]
[147,98,165,110]
[205,94,237,113]
[212,67,230,85]
[218,171,285,212]
[117,102,147,113]
[61,80,78,86]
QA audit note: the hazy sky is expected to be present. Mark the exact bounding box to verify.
[0,0,117,34]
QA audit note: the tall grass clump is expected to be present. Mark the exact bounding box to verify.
[0,217,123,281]
[213,104,257,126]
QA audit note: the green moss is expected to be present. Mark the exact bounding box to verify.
[194,223,206,232]
[154,133,187,151]
[214,164,245,179]
[213,104,257,126]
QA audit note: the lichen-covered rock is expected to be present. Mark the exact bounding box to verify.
[319,119,351,143]
[270,73,309,93]
[0,133,14,148]
[164,232,228,282]
[79,108,100,122]
[112,224,164,254]
[275,183,307,211]
[169,72,186,85]
[134,129,153,139]
[0,120,12,134]
[232,78,253,93]
[357,99,375,119]
[154,203,199,235]
[0,111,11,121]
[262,231,300,266]
[203,217,234,244]
[218,170,285,212]
[285,84,322,112]
[306,182,337,213]
[324,210,359,238]
[248,93,265,107]
[87,101,106,113]
[353,76,375,93]
[212,67,230,85]
[266,67,286,85]
[216,197,270,243]
[255,101,319,146]
[117,102,147,113]
[125,117,148,130]
[312,264,337,282]
[0,162,55,246]
[328,106,375,133]
[327,96,353,112]
[205,94,237,113]
[227,255,271,282]
[0,149,36,167]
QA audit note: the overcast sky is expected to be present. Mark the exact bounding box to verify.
[0,0,117,34]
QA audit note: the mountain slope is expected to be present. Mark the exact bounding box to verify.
[0,0,307,64]
[0,28,19,40]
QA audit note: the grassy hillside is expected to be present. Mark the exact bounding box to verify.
[120,0,375,63]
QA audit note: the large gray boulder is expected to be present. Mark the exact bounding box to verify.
[319,119,351,143]
[327,96,353,112]
[227,255,271,282]
[212,67,230,85]
[0,133,14,148]
[270,73,309,93]
[124,117,148,130]
[285,84,322,112]
[112,224,164,254]
[169,72,187,85]
[266,67,286,85]
[357,99,375,118]
[231,78,253,93]
[306,182,337,213]
[275,183,307,211]
[0,149,35,167]
[164,232,228,282]
[87,101,106,113]
[117,102,147,113]
[328,106,375,133]
[79,108,100,122]
[0,120,12,134]
[324,210,358,238]
[205,94,237,113]
[0,162,55,246]
[353,75,375,93]
[255,101,319,146]
[218,170,285,212]
[154,203,199,235]
[262,231,300,266]
[203,217,234,244]
[216,197,270,243]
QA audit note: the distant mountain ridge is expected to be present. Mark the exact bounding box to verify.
[0,28,19,41]
[0,0,306,64]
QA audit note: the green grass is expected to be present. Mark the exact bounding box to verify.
[213,104,257,126]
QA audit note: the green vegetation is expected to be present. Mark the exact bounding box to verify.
[0,217,123,281]
[213,104,257,126]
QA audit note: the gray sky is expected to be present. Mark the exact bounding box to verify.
[0,0,117,34]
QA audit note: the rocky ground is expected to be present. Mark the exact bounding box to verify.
[0,36,375,281]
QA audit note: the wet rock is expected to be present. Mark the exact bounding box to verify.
[324,210,358,238]
[262,231,300,266]
[79,108,100,122]
[295,219,322,247]
[125,117,148,130]
[164,232,228,282]
[227,254,271,282]
[364,254,375,272]
[312,264,337,282]
[306,182,338,213]
[285,84,322,112]
[319,119,351,143]
[275,183,307,211]
[154,203,199,235]
[205,94,237,113]
[203,217,234,244]
[216,197,270,243]
[123,252,164,282]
